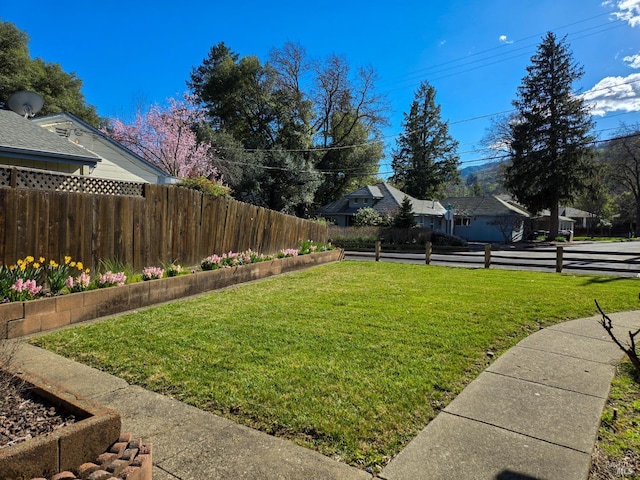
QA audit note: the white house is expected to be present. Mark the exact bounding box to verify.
[31,112,175,184]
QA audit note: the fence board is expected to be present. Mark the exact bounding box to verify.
[3,190,18,263]
[0,190,6,261]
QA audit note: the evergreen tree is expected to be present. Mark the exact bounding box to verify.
[504,32,595,238]
[391,81,459,200]
[394,196,416,228]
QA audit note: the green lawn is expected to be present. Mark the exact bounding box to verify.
[31,262,640,471]
[591,360,640,479]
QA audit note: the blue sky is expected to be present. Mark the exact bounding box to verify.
[2,0,640,176]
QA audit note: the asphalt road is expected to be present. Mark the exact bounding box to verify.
[343,241,640,277]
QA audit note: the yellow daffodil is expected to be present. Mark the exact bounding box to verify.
[77,262,83,270]
[33,262,40,268]
[70,261,76,267]
[9,265,15,271]
[39,257,45,263]
[50,260,58,268]
[85,268,90,274]
[25,255,34,263]
[64,256,71,265]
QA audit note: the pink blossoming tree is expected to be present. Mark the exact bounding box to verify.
[104,95,221,180]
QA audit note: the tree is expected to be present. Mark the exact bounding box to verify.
[504,32,595,239]
[0,21,100,126]
[312,55,387,206]
[104,95,221,179]
[391,81,459,200]
[600,124,640,236]
[394,196,416,228]
[189,42,388,213]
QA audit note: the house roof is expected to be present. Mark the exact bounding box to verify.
[441,196,530,217]
[560,206,595,219]
[31,112,174,181]
[319,182,446,217]
[0,109,101,166]
[346,185,383,199]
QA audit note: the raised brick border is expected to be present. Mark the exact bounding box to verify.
[1,249,342,340]
[0,369,121,480]
[26,433,152,480]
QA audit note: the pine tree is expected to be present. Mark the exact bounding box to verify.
[394,196,416,228]
[391,81,459,199]
[504,32,595,239]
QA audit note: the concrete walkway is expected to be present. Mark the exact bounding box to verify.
[11,311,640,480]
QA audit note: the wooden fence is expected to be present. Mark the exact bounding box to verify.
[0,184,328,272]
[347,242,640,276]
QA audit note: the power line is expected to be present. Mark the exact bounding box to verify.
[213,127,640,178]
[213,76,640,158]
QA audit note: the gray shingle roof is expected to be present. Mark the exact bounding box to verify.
[319,182,445,217]
[441,196,529,217]
[560,206,595,218]
[0,109,100,165]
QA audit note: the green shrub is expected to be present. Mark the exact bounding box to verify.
[354,207,383,226]
[431,231,468,247]
[178,176,231,197]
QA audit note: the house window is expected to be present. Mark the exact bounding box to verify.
[354,198,359,204]
[455,217,471,226]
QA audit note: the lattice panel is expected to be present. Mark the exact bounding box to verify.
[0,166,144,196]
[0,168,11,188]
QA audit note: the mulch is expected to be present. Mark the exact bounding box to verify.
[0,376,77,448]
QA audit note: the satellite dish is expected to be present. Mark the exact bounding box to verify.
[7,91,44,118]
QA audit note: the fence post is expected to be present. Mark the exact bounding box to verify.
[484,244,491,269]
[425,242,432,265]
[10,167,17,188]
[375,240,381,262]
[556,246,563,273]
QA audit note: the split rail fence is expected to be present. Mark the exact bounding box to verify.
[351,242,640,276]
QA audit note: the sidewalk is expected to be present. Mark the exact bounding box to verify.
[11,311,640,480]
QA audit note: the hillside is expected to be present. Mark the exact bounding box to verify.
[445,161,506,196]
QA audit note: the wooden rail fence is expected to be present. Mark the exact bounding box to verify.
[0,184,327,272]
[360,242,640,276]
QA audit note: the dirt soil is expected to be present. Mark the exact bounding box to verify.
[0,378,77,448]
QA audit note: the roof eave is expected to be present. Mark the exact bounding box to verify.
[0,146,99,166]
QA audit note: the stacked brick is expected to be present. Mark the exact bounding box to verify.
[28,433,152,480]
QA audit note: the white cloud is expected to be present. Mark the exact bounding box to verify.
[499,35,513,44]
[582,73,640,115]
[624,53,640,68]
[610,0,640,27]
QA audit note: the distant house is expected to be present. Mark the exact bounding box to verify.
[532,210,576,237]
[560,206,596,231]
[31,112,175,184]
[318,182,446,229]
[441,196,530,243]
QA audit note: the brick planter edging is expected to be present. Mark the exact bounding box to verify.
[1,249,342,339]
[0,368,122,480]
[25,433,153,480]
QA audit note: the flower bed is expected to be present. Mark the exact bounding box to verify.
[0,248,342,340]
